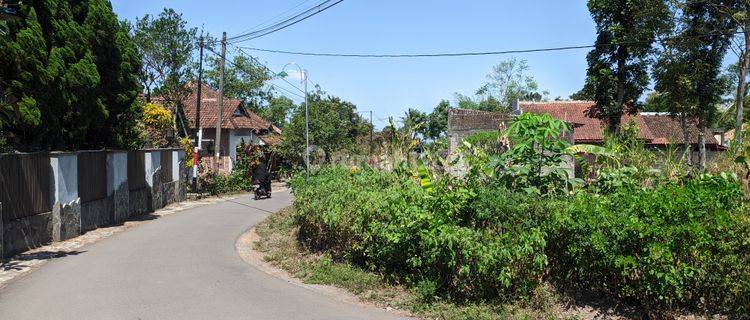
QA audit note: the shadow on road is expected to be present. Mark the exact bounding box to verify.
[2,250,86,271]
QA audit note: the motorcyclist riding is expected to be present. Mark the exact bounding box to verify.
[252,160,272,198]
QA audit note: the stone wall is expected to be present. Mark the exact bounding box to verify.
[128,188,150,216]
[4,212,52,257]
[81,197,114,232]
[2,148,185,258]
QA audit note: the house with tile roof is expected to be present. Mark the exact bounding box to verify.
[516,101,723,151]
[178,82,281,171]
[447,100,725,163]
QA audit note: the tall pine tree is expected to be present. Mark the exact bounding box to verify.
[0,0,141,151]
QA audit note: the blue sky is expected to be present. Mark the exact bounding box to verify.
[111,0,597,127]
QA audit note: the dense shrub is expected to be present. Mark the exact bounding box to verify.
[291,166,750,316]
[291,167,548,301]
[549,173,750,315]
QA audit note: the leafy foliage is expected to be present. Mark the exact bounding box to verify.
[489,113,575,195]
[476,58,548,108]
[132,8,196,104]
[550,174,750,315]
[141,102,174,147]
[0,0,142,150]
[279,90,369,163]
[290,167,548,302]
[582,0,669,132]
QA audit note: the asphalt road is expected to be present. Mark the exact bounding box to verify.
[0,190,406,320]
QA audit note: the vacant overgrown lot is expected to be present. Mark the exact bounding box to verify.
[289,166,750,318]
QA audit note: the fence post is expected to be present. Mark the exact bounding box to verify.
[50,153,81,242]
[107,151,129,223]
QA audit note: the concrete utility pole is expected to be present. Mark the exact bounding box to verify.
[193,36,205,192]
[214,32,227,172]
[304,70,309,179]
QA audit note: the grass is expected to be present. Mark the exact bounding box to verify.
[253,207,579,320]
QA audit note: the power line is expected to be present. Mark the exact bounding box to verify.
[237,30,745,59]
[239,44,597,58]
[204,45,305,99]
[234,0,315,36]
[227,0,344,43]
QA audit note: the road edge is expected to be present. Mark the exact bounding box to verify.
[234,215,413,318]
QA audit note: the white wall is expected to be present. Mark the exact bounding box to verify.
[172,150,182,182]
[49,153,78,204]
[228,129,259,171]
[145,151,161,187]
[107,152,128,195]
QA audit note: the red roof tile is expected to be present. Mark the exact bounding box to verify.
[520,101,653,143]
[520,101,720,147]
[640,113,720,146]
[180,82,271,131]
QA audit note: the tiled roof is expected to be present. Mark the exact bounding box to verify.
[181,82,271,131]
[520,101,720,147]
[520,101,652,143]
[640,113,720,146]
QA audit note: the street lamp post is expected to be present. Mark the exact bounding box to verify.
[280,63,309,178]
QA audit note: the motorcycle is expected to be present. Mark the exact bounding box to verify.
[252,179,271,200]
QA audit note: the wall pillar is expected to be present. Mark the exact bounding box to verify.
[50,153,81,242]
[174,150,186,202]
[107,151,129,223]
[145,151,162,211]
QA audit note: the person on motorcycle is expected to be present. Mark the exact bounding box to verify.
[252,160,272,196]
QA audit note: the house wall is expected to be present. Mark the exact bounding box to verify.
[228,129,260,171]
[200,128,232,157]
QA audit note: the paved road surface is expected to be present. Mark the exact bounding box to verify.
[0,191,406,320]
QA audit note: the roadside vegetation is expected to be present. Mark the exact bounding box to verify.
[279,113,750,319]
[255,207,570,320]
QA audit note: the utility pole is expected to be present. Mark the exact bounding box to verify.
[214,32,227,172]
[304,69,310,179]
[193,36,205,192]
[369,110,373,159]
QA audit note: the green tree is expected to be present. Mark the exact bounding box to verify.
[259,95,295,128]
[0,0,142,150]
[709,0,750,146]
[279,89,367,163]
[582,0,669,133]
[426,99,449,140]
[204,54,271,109]
[476,58,548,108]
[402,108,428,139]
[132,8,196,104]
[654,0,734,169]
[455,94,505,112]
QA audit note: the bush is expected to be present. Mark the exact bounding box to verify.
[549,173,750,315]
[291,167,548,302]
[291,165,750,316]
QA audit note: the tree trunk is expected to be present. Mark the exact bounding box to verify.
[680,114,692,165]
[614,55,627,134]
[736,30,750,148]
[698,116,706,171]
